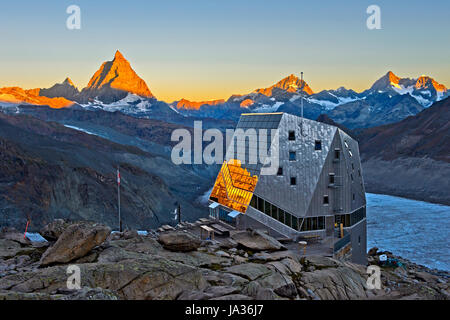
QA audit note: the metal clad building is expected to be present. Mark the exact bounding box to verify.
[209,112,367,264]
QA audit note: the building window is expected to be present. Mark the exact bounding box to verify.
[352,193,355,201]
[271,204,278,220]
[257,197,264,212]
[323,195,329,205]
[290,177,297,185]
[329,173,335,184]
[351,174,354,181]
[278,209,285,224]
[334,149,340,160]
[284,211,291,227]
[358,169,361,177]
[318,216,324,229]
[277,167,283,176]
[288,130,295,141]
[300,217,326,231]
[292,216,298,230]
[250,196,257,208]
[349,150,353,157]
[249,195,328,232]
[289,151,296,161]
[335,206,366,228]
[315,140,322,150]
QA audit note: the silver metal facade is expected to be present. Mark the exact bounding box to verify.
[217,112,367,264]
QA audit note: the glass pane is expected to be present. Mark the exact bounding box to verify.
[271,205,278,220]
[306,218,311,231]
[278,210,285,224]
[300,219,306,231]
[345,214,350,227]
[265,201,271,216]
[318,217,324,229]
[258,197,264,212]
[312,217,318,230]
[292,216,298,230]
[250,195,256,208]
[285,213,292,228]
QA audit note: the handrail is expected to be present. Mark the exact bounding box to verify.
[334,233,351,253]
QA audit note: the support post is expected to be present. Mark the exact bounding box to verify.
[117,165,122,232]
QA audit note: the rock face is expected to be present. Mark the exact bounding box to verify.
[79,50,154,103]
[231,230,286,252]
[39,222,110,266]
[39,78,80,101]
[0,87,74,109]
[0,220,448,300]
[158,231,202,252]
[255,74,314,96]
[356,97,450,205]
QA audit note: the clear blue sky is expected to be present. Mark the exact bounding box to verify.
[1,0,449,101]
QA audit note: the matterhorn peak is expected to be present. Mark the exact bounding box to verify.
[80,50,154,103]
[114,50,126,61]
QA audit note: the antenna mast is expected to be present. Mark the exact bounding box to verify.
[301,71,304,119]
[300,71,307,136]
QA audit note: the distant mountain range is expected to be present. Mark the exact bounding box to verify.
[0,50,448,228]
[355,97,450,205]
[0,50,448,129]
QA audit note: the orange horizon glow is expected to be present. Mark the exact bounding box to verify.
[0,69,448,103]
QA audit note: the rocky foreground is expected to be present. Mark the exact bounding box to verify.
[0,220,448,300]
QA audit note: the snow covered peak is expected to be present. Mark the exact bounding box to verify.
[63,77,77,89]
[254,74,314,96]
[81,50,154,103]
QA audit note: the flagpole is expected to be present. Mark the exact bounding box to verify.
[117,165,121,232]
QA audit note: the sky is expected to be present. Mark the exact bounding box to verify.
[1,0,449,102]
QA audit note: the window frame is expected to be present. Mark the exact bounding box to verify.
[290,177,297,186]
[289,151,296,161]
[288,130,295,141]
[314,140,322,151]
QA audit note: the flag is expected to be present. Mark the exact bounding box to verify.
[117,168,121,185]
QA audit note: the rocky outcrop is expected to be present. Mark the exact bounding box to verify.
[0,220,448,300]
[0,87,74,109]
[39,222,110,266]
[158,231,202,252]
[39,78,80,101]
[231,229,286,252]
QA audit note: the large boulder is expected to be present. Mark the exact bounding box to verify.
[1,255,208,300]
[158,231,201,252]
[39,222,111,266]
[0,239,23,260]
[231,230,286,252]
[40,219,71,241]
